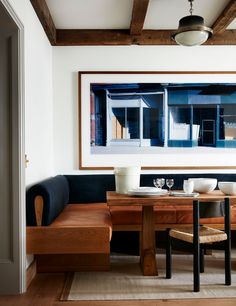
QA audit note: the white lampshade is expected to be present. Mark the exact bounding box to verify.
[174,30,209,46]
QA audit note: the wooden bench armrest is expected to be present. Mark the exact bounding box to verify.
[34,195,44,226]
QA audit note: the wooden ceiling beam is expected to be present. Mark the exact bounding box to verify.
[206,29,236,45]
[130,0,150,35]
[30,0,56,45]
[56,29,236,46]
[212,0,236,34]
[56,30,176,46]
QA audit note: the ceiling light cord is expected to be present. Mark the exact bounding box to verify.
[189,0,193,15]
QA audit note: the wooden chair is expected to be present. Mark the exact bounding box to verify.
[166,199,231,292]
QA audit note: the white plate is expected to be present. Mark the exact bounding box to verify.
[170,191,199,197]
[128,187,168,197]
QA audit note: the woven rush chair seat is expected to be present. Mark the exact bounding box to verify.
[170,226,227,244]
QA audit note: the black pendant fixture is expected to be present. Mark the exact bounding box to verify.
[172,0,213,46]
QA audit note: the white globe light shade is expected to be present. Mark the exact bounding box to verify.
[174,30,209,46]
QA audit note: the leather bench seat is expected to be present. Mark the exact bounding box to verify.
[176,206,236,224]
[27,202,112,272]
[110,205,236,227]
[50,203,113,240]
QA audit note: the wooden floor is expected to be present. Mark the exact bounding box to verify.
[0,272,236,306]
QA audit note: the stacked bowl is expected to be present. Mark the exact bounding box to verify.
[188,178,217,193]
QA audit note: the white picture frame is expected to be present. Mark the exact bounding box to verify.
[78,71,236,170]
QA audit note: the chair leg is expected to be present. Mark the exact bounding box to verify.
[193,200,200,292]
[224,197,231,286]
[193,242,200,292]
[225,239,231,285]
[166,228,172,279]
[200,245,204,273]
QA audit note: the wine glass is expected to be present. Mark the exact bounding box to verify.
[153,178,163,189]
[166,178,174,192]
[160,178,165,189]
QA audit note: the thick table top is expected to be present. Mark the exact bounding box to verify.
[106,190,236,207]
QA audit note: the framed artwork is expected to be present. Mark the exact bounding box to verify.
[78,71,236,170]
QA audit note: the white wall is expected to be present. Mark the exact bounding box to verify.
[8,0,54,185]
[53,46,236,174]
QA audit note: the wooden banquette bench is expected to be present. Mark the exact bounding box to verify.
[26,174,236,272]
[26,175,112,272]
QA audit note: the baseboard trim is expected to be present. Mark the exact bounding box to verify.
[26,259,37,289]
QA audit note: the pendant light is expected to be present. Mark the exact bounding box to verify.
[172,0,213,46]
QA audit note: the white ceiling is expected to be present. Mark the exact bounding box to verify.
[227,18,236,29]
[144,0,230,29]
[46,0,133,29]
[46,0,236,30]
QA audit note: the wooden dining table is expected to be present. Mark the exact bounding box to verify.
[106,190,236,276]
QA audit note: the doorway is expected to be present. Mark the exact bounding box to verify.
[193,106,217,147]
[201,119,215,146]
[0,0,25,294]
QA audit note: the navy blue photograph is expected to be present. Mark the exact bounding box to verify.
[90,83,236,154]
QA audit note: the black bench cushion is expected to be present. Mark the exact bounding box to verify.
[26,175,69,226]
[65,173,236,204]
[65,175,115,203]
[26,173,236,226]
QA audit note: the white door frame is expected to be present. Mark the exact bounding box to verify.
[1,0,25,293]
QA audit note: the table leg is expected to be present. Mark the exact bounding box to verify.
[140,205,158,276]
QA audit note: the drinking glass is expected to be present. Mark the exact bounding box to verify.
[166,178,174,192]
[183,180,194,194]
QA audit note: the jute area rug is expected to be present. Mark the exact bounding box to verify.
[62,254,236,301]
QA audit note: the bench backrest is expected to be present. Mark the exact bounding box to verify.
[26,173,236,226]
[65,174,115,203]
[65,173,236,203]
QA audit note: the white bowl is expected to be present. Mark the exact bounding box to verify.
[188,178,217,193]
[218,182,236,195]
